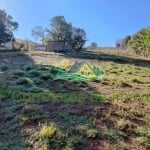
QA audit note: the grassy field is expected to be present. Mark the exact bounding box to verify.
[0,49,150,150]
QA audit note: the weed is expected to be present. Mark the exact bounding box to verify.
[39,123,57,139]
[116,119,134,133]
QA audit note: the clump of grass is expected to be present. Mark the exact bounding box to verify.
[39,123,66,150]
[20,104,44,123]
[33,78,43,84]
[117,141,131,150]
[116,119,134,133]
[29,87,44,93]
[0,63,8,71]
[40,73,53,80]
[102,129,119,141]
[134,127,150,148]
[132,78,144,84]
[144,114,150,122]
[0,89,8,101]
[39,123,57,139]
[28,69,41,77]
[16,77,34,86]
[120,81,132,87]
[50,68,59,75]
[10,69,25,77]
[23,63,34,71]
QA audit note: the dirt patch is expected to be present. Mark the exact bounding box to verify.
[79,139,115,150]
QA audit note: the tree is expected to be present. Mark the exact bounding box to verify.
[49,16,72,42]
[32,16,87,51]
[90,42,98,49]
[122,35,131,47]
[31,26,45,42]
[128,27,150,56]
[72,27,87,52]
[0,10,18,46]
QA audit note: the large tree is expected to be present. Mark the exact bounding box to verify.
[0,10,18,46]
[129,28,150,56]
[121,28,150,56]
[32,16,87,51]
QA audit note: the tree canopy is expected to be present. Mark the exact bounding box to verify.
[32,16,87,51]
[122,27,150,56]
[0,10,18,46]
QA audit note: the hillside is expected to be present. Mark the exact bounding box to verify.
[0,49,150,150]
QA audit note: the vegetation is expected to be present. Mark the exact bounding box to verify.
[0,49,150,150]
[122,27,150,56]
[0,10,18,46]
[0,9,150,150]
[32,16,87,52]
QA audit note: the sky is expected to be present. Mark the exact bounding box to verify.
[0,0,150,46]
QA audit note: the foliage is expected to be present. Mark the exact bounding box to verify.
[0,10,18,46]
[89,42,98,49]
[39,123,57,139]
[16,77,34,86]
[71,27,87,52]
[122,27,150,56]
[32,16,87,51]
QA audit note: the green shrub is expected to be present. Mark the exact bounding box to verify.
[16,77,34,86]
[40,73,53,80]
[10,69,25,77]
[39,123,57,139]
[29,87,44,93]
[28,70,41,77]
[23,63,34,71]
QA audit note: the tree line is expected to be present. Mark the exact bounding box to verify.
[31,16,87,52]
[0,9,150,56]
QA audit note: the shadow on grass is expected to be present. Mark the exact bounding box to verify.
[0,49,107,150]
[1,49,149,150]
[64,51,150,68]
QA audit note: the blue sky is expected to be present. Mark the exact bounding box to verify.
[0,0,150,46]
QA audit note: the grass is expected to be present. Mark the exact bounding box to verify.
[0,49,150,150]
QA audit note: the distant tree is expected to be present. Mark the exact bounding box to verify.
[72,27,87,52]
[31,16,87,52]
[31,26,45,42]
[122,35,131,47]
[49,16,72,42]
[0,10,18,46]
[90,42,98,49]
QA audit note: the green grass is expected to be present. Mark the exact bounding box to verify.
[0,50,150,150]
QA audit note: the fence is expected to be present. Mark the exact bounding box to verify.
[35,42,72,52]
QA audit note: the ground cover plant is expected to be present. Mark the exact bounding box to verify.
[0,49,150,150]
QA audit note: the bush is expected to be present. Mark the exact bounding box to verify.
[40,73,53,80]
[16,77,34,86]
[0,64,8,71]
[39,123,57,139]
[23,63,34,71]
[28,70,41,77]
